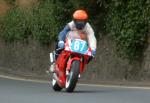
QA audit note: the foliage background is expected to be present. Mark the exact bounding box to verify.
[105,0,150,61]
[0,0,150,61]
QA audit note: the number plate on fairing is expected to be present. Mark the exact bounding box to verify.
[70,39,88,54]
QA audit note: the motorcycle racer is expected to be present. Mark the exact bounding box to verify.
[56,9,97,59]
[48,9,97,73]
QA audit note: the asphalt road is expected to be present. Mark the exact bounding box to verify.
[0,77,150,103]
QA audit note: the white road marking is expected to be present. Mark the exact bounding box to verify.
[0,74,150,90]
[0,75,48,83]
[78,83,150,90]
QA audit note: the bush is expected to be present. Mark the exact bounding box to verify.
[2,7,28,42]
[29,0,73,44]
[29,2,57,44]
[2,0,72,44]
[1,0,102,44]
[105,0,150,61]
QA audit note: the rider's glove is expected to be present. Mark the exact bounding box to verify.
[58,41,65,49]
[91,49,96,57]
[87,49,96,63]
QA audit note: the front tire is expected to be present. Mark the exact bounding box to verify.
[66,60,80,92]
[52,73,62,91]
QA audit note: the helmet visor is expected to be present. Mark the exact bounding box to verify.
[74,20,86,29]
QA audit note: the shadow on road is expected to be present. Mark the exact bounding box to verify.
[72,90,109,94]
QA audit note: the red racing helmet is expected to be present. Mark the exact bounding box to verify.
[73,10,88,29]
[73,10,88,20]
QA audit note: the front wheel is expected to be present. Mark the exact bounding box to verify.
[66,60,80,92]
[52,73,62,91]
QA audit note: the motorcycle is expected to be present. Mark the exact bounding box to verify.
[49,31,92,92]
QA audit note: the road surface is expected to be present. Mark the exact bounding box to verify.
[0,77,150,103]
